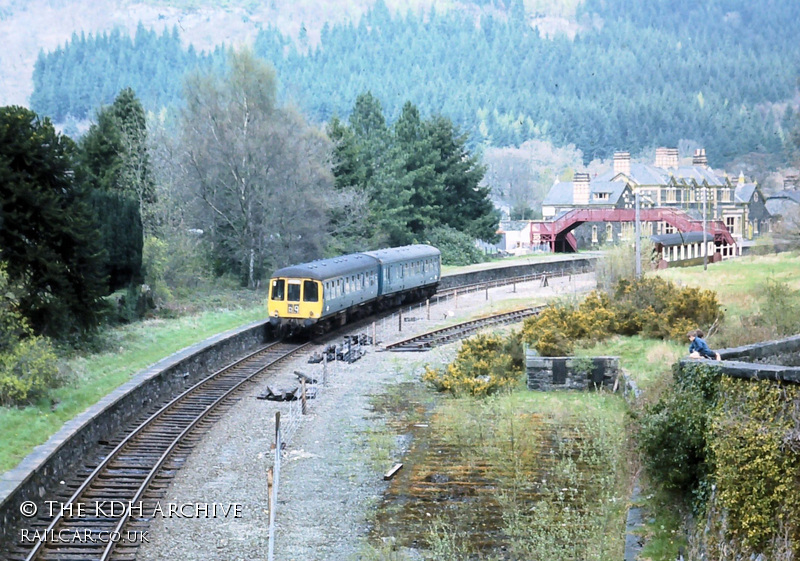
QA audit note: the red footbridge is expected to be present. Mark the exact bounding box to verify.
[530,208,736,252]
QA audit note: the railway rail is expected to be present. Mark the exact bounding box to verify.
[1,258,596,557]
[385,306,544,352]
[9,341,309,561]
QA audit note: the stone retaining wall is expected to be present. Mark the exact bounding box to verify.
[675,333,800,382]
[718,333,800,367]
[439,256,596,290]
[0,320,270,543]
[526,354,619,391]
[0,256,599,546]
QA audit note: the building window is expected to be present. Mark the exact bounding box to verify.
[725,216,735,234]
[606,223,613,242]
[594,192,609,201]
[592,225,598,243]
[664,223,675,234]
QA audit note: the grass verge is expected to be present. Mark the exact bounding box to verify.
[655,251,800,321]
[0,305,266,473]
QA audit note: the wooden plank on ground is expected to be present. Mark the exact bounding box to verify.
[384,463,404,481]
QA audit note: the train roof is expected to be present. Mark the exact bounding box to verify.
[360,244,441,265]
[271,253,380,281]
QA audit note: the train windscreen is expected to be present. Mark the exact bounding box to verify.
[271,279,285,301]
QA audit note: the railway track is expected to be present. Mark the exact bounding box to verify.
[9,340,309,561]
[384,306,544,352]
[2,260,596,559]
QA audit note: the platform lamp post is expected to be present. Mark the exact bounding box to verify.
[702,185,708,271]
[634,191,641,278]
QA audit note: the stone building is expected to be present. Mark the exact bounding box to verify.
[542,148,772,249]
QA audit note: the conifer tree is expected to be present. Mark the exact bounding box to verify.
[0,106,106,337]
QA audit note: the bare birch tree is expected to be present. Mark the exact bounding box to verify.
[179,49,333,287]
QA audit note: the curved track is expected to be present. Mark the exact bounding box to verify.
[385,306,543,352]
[10,341,309,561]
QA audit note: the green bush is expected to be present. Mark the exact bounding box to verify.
[759,277,800,337]
[637,361,720,504]
[707,377,800,556]
[423,225,485,266]
[521,276,723,356]
[422,332,523,396]
[0,337,61,406]
[0,263,63,406]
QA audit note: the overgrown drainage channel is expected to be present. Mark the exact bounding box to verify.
[366,383,622,558]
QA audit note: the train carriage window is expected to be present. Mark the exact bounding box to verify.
[287,281,301,302]
[271,279,285,301]
[303,281,318,302]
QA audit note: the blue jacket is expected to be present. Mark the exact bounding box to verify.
[689,336,716,359]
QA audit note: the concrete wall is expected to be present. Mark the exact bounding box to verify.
[526,354,619,391]
[0,321,271,543]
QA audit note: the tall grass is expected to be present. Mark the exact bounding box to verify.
[406,392,629,559]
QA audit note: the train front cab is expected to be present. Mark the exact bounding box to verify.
[268,277,324,329]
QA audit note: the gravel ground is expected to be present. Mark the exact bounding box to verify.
[136,273,595,561]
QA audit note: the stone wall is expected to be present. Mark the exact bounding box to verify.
[526,353,619,391]
[439,257,596,290]
[718,333,800,367]
[0,320,271,543]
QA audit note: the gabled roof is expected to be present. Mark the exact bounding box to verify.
[734,182,758,203]
[767,189,800,204]
[595,163,671,186]
[542,181,575,206]
[589,181,630,205]
[543,180,629,207]
[671,166,727,186]
[596,162,727,187]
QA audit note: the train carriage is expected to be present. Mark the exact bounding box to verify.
[362,244,441,298]
[268,244,441,335]
[268,253,380,331]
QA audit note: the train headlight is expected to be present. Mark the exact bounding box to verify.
[309,311,315,317]
[273,310,279,317]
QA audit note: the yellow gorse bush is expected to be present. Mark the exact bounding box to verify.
[522,276,723,356]
[422,333,523,397]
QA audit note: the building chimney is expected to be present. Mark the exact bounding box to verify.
[613,151,631,176]
[573,172,590,205]
[654,147,678,168]
[692,148,708,168]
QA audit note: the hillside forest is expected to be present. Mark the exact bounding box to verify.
[28,0,800,171]
[3,0,800,402]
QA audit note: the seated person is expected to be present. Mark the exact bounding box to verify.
[688,329,721,361]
